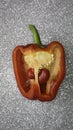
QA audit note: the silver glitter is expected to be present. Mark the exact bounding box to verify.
[0,0,73,130]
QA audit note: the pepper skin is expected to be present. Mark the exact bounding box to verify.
[12,25,65,101]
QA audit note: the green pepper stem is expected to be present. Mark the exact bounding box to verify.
[29,24,43,47]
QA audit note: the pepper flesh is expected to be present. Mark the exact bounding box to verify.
[12,25,65,101]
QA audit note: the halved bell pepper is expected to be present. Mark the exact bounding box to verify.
[12,25,65,101]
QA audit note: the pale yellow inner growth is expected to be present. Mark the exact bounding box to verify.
[24,51,54,70]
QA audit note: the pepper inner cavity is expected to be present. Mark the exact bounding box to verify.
[24,51,55,92]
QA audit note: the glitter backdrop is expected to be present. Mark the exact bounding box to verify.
[0,0,73,130]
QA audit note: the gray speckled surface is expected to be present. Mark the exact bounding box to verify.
[0,0,73,130]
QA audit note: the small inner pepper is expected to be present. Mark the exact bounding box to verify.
[38,68,50,94]
[26,68,35,79]
[38,68,50,84]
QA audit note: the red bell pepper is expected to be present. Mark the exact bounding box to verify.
[12,25,65,101]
